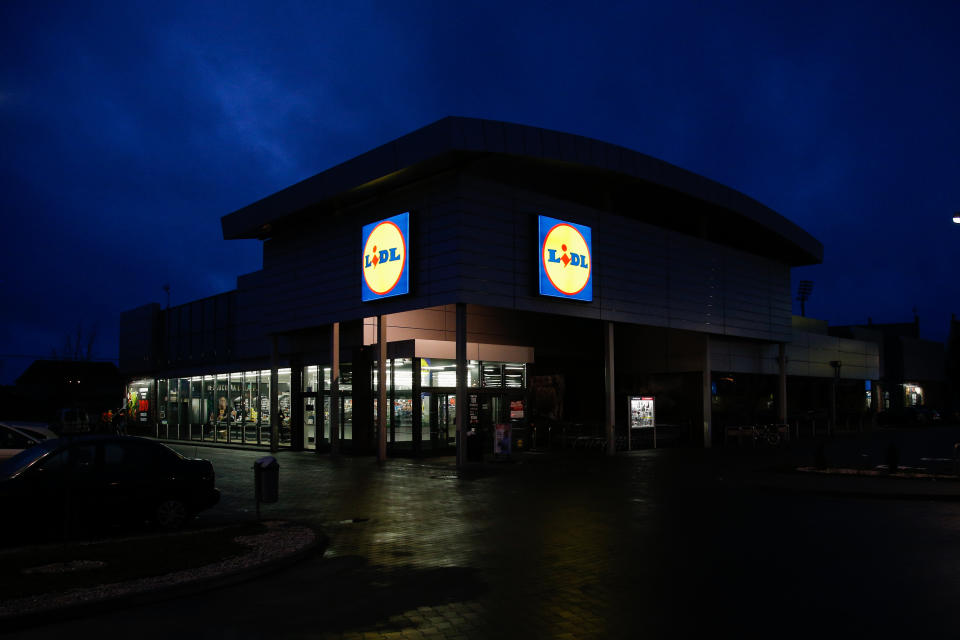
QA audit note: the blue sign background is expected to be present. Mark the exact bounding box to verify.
[361,211,410,301]
[538,215,593,301]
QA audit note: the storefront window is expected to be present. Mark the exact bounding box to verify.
[190,377,202,441]
[125,379,155,437]
[392,358,413,444]
[904,384,924,407]
[158,379,168,439]
[166,378,178,439]
[421,392,431,445]
[178,378,190,440]
[278,368,291,446]
[203,376,216,441]
[343,397,353,440]
[150,355,525,452]
[482,363,502,388]
[303,366,319,450]
[421,359,479,388]
[228,373,243,442]
[242,371,258,444]
[340,364,352,441]
[304,366,319,393]
[504,363,525,389]
[258,370,271,445]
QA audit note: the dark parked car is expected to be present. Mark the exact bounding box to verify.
[0,435,219,542]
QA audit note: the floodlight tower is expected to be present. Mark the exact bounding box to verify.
[797,280,814,317]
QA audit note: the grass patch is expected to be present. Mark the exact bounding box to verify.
[0,522,267,601]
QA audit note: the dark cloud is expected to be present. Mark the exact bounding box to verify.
[1,1,958,382]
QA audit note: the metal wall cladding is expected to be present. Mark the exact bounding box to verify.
[233,172,794,346]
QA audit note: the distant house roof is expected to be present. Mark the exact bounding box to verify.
[221,116,823,266]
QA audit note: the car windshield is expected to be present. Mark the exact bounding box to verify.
[0,438,61,477]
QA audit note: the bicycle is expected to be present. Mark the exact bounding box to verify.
[751,423,781,446]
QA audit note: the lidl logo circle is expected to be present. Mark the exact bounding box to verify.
[540,217,592,299]
[362,212,410,301]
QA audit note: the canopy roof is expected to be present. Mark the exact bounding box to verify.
[221,116,822,266]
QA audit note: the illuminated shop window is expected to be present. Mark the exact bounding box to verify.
[504,363,526,389]
[392,359,413,443]
[258,370,271,445]
[420,360,479,388]
[904,384,924,407]
[242,371,259,444]
[278,368,292,446]
[190,377,202,441]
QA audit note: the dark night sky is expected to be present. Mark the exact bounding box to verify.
[1,1,958,384]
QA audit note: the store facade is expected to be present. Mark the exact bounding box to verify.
[121,116,839,458]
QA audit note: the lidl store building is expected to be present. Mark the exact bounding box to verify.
[119,117,883,459]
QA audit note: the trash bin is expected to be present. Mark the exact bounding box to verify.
[253,455,279,504]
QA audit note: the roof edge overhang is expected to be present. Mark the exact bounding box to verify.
[221,116,823,266]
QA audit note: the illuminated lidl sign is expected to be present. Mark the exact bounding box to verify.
[538,215,592,301]
[362,212,410,301]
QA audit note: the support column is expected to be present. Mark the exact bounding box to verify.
[330,322,340,455]
[778,343,788,424]
[412,357,422,455]
[270,336,279,453]
[291,361,303,451]
[604,320,616,456]
[377,314,387,464]
[456,303,467,467]
[702,335,712,448]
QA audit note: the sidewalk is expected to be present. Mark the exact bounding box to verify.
[712,424,960,499]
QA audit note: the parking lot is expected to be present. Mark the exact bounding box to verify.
[10,441,960,638]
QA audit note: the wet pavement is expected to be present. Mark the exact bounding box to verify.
[8,438,960,638]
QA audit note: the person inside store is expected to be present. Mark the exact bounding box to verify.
[210,396,236,424]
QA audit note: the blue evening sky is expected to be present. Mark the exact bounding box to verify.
[1,1,958,383]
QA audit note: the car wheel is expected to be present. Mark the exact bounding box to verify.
[155,498,188,530]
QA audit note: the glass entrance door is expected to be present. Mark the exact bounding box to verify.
[303,397,317,449]
[427,393,457,451]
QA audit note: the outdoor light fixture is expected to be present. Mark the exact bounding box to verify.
[953,213,960,224]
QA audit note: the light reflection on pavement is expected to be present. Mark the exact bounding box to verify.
[10,445,960,639]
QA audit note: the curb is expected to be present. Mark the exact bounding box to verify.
[1,524,329,632]
[745,470,960,501]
